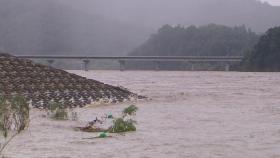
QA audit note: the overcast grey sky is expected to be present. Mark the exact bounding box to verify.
[262,0,280,5]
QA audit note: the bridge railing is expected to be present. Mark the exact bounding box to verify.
[16,55,243,71]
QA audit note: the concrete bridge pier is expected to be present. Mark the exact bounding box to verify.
[46,59,54,67]
[183,61,189,71]
[183,61,194,71]
[82,59,90,71]
[189,62,195,71]
[225,63,230,71]
[119,60,126,71]
[154,61,161,71]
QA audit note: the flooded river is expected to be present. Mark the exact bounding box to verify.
[4,71,280,158]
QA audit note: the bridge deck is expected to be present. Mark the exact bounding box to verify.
[16,55,243,71]
[17,55,243,62]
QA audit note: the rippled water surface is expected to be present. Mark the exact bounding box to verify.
[4,71,280,158]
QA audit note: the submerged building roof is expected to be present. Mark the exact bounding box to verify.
[0,53,137,108]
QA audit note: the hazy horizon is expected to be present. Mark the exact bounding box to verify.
[262,0,280,5]
[0,0,279,55]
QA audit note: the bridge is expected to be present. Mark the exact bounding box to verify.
[17,55,243,71]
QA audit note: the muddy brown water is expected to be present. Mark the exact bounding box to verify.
[3,71,280,158]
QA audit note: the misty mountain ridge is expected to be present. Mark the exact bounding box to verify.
[130,24,259,56]
[0,0,279,56]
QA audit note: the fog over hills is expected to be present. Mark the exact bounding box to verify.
[71,0,280,32]
[0,0,279,55]
[0,0,150,55]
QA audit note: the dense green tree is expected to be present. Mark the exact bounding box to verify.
[130,24,259,56]
[239,26,280,71]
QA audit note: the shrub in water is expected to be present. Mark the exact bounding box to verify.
[0,95,30,154]
[109,118,136,133]
[53,108,68,120]
[123,105,138,116]
[47,102,68,120]
[109,105,138,133]
[77,105,138,135]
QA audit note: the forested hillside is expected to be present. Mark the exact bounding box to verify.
[130,24,259,56]
[239,26,280,71]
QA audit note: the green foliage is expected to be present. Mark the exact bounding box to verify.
[10,96,29,133]
[130,24,259,57]
[123,105,138,116]
[109,118,136,133]
[47,102,68,120]
[109,105,138,133]
[53,109,68,120]
[239,26,280,71]
[0,97,10,138]
[48,102,63,113]
[0,96,29,138]
[77,105,138,134]
[99,132,108,138]
[0,95,30,155]
[107,114,113,119]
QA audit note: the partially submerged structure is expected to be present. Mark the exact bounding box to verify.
[0,53,138,108]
